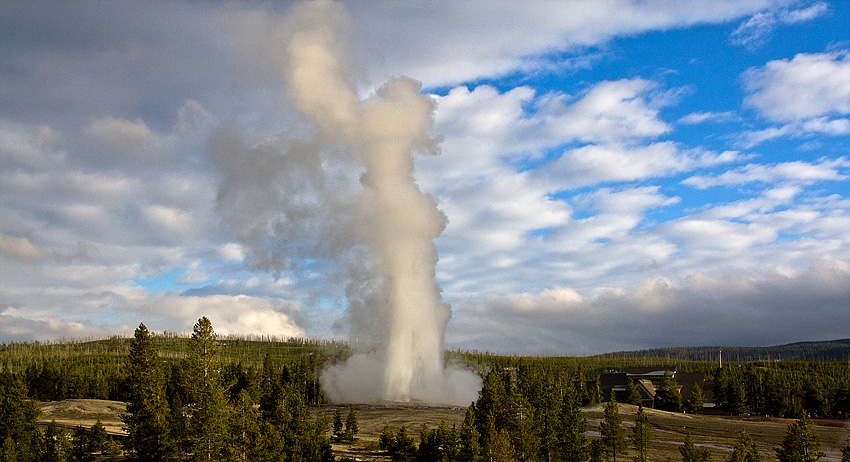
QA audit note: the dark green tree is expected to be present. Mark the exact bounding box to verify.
[0,370,43,462]
[491,429,516,462]
[344,405,359,443]
[688,383,705,414]
[458,405,482,462]
[224,389,261,461]
[630,405,651,462]
[775,413,824,462]
[626,378,643,406]
[679,433,710,462]
[122,323,172,461]
[727,429,760,462]
[71,426,93,462]
[391,426,417,462]
[557,381,589,462]
[656,372,682,412]
[332,408,344,441]
[87,419,108,455]
[476,367,510,458]
[599,393,627,462]
[43,421,72,462]
[186,316,230,460]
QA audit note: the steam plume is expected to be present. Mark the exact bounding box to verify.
[211,0,480,405]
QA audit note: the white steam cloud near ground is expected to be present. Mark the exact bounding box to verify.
[209,0,480,405]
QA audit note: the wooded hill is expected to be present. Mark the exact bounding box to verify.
[595,338,850,362]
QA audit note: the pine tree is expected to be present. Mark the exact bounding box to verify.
[476,367,509,457]
[70,426,92,462]
[0,370,43,462]
[680,433,710,462]
[332,408,344,441]
[186,316,230,460]
[87,419,108,455]
[689,383,705,414]
[840,444,850,462]
[630,405,651,462]
[727,429,760,462]
[656,372,682,412]
[599,393,627,462]
[43,421,72,462]
[225,389,261,461]
[344,405,359,443]
[459,405,482,462]
[491,429,516,462]
[626,378,643,406]
[392,426,417,462]
[557,381,589,462]
[775,413,824,462]
[122,323,172,461]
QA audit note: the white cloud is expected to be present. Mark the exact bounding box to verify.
[731,2,829,49]
[677,111,739,125]
[537,79,672,143]
[744,50,850,122]
[683,158,849,188]
[540,142,741,190]
[132,294,305,339]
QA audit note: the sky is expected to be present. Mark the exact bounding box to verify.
[2,0,850,355]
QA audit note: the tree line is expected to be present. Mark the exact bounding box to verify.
[377,366,850,462]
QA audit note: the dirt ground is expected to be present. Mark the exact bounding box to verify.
[39,400,850,461]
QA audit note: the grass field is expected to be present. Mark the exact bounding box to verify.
[39,399,850,461]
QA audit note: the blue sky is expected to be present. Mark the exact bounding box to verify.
[2,0,850,354]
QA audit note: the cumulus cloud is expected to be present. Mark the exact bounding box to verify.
[132,294,305,338]
[745,50,850,122]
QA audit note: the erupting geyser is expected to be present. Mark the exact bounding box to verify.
[213,0,480,406]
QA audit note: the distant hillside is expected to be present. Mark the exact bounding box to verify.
[595,339,850,362]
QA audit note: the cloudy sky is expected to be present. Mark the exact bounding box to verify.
[2,0,850,355]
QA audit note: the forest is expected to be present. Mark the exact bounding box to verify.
[2,318,850,461]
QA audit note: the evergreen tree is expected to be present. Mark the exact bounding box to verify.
[630,405,651,462]
[727,429,760,462]
[344,405,359,443]
[332,408,344,441]
[626,378,643,406]
[688,383,705,414]
[43,421,72,462]
[458,405,482,462]
[87,420,108,455]
[186,316,230,460]
[775,413,824,462]
[0,370,43,462]
[557,381,589,462]
[225,389,261,461]
[679,433,710,462]
[491,429,516,462]
[599,393,627,462]
[70,426,89,462]
[656,372,682,412]
[122,323,172,461]
[476,367,509,458]
[391,426,417,462]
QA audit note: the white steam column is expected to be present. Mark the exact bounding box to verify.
[284,0,480,405]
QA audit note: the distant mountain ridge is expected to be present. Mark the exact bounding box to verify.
[595,338,850,362]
